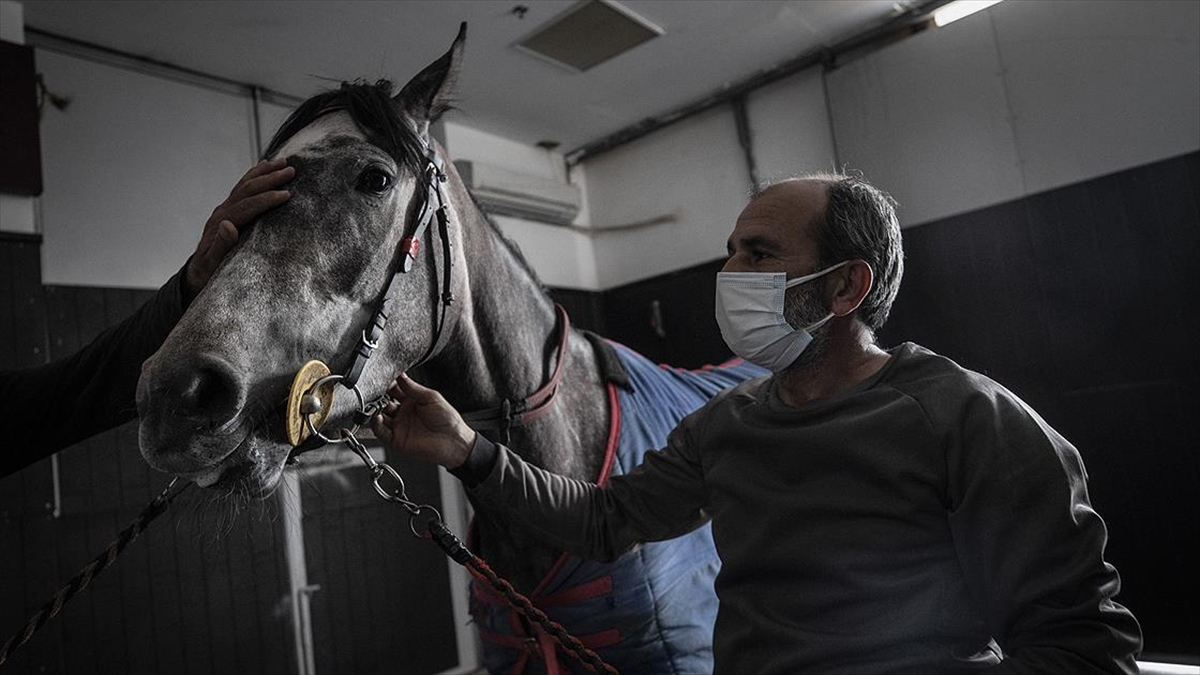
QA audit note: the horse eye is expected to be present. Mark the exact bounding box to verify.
[357,167,394,195]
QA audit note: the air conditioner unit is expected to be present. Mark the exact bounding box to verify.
[454,159,581,226]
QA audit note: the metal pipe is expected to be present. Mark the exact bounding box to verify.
[251,85,264,157]
[731,95,758,189]
[24,26,302,107]
[281,470,317,675]
[820,66,842,171]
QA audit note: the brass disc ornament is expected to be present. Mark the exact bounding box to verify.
[286,360,334,447]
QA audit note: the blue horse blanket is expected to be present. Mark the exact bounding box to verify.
[470,339,767,674]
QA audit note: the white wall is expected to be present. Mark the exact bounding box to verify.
[582,105,746,289]
[36,49,258,288]
[826,0,1200,227]
[14,0,1199,290]
[20,45,593,291]
[579,68,839,288]
[440,120,599,290]
[826,13,1024,228]
[442,121,566,183]
[258,97,296,154]
[0,1,22,44]
[747,68,839,184]
[993,0,1200,195]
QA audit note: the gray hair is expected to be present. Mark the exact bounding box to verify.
[758,172,904,332]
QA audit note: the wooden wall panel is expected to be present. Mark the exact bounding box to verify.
[300,448,458,674]
[142,520,186,675]
[15,510,66,672]
[0,235,48,369]
[600,258,731,369]
[548,287,606,335]
[3,267,295,674]
[54,513,96,674]
[0,242,13,371]
[172,511,216,675]
[0,235,62,674]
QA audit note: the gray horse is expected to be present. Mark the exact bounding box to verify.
[137,26,764,674]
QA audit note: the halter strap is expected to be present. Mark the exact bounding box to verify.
[343,141,456,388]
[338,140,569,443]
[461,304,571,441]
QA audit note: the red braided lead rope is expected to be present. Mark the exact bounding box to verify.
[0,479,187,666]
[467,557,618,675]
[427,521,619,675]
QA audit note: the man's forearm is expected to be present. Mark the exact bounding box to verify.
[0,267,187,476]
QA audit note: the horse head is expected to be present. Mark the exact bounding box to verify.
[137,26,469,496]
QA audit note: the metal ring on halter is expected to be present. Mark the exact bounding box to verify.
[302,374,366,444]
[408,504,444,540]
[371,462,408,503]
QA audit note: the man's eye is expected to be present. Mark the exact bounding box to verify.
[356,168,394,194]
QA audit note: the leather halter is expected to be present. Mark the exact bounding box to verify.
[316,123,569,442]
[461,304,572,443]
[343,140,457,388]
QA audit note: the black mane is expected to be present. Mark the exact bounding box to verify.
[262,79,426,177]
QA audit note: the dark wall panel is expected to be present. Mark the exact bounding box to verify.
[0,42,43,196]
[600,258,732,368]
[0,235,48,369]
[878,151,1200,657]
[549,287,606,335]
[302,449,457,675]
[0,235,62,673]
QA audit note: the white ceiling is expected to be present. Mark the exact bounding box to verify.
[19,0,915,150]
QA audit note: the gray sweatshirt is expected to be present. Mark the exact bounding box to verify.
[462,342,1141,674]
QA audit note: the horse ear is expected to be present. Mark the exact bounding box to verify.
[396,22,466,128]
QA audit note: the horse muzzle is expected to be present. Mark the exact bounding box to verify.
[136,352,251,475]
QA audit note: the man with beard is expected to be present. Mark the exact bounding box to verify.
[373,175,1142,674]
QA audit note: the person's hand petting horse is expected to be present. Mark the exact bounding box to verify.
[0,156,294,478]
[183,157,295,300]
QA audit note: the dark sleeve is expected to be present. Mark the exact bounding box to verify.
[448,433,498,488]
[0,265,189,477]
[942,381,1142,674]
[464,412,710,562]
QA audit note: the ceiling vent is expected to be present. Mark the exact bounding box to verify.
[454,160,582,225]
[516,0,663,72]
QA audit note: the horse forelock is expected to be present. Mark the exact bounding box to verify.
[263,79,426,177]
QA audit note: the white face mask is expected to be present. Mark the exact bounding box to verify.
[714,261,850,372]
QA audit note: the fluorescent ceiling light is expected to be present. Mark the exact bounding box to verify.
[933,0,1004,27]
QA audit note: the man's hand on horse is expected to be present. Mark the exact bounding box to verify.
[371,373,477,470]
[184,157,295,300]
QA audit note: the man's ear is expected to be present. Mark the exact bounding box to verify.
[395,22,466,136]
[831,260,874,317]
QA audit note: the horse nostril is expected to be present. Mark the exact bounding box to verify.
[170,356,243,428]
